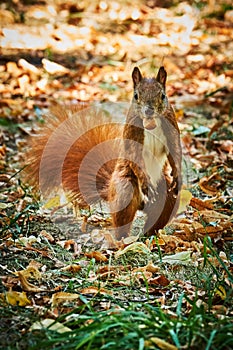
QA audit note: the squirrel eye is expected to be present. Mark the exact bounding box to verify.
[161,92,166,101]
[134,91,139,101]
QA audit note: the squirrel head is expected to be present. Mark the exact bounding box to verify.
[132,67,169,130]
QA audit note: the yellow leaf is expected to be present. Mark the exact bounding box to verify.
[147,337,178,350]
[215,285,226,300]
[5,291,31,306]
[14,266,41,280]
[177,189,192,214]
[43,195,61,209]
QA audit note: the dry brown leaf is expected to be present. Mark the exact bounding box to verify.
[208,120,225,137]
[132,270,153,281]
[0,9,15,25]
[195,225,224,236]
[145,262,160,273]
[191,222,205,231]
[96,271,117,280]
[199,172,222,196]
[150,275,170,286]
[212,305,228,315]
[146,237,165,249]
[101,230,121,249]
[97,266,115,274]
[51,292,81,307]
[81,216,88,233]
[18,271,44,292]
[85,251,108,262]
[193,209,229,220]
[158,233,183,246]
[28,260,43,270]
[190,197,214,210]
[80,286,112,296]
[220,140,233,153]
[18,74,30,93]
[40,229,55,243]
[14,266,41,280]
[61,264,82,273]
[64,240,79,254]
[0,144,7,159]
[25,245,51,258]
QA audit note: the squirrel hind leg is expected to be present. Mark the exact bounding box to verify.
[109,169,142,240]
[144,187,180,236]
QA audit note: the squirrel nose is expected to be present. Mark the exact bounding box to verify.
[145,106,154,117]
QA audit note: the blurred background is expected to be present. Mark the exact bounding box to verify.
[0,0,232,111]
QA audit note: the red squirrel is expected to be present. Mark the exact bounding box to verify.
[24,67,182,240]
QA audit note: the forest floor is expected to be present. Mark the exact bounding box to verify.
[0,0,233,349]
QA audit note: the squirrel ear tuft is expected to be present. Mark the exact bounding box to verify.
[156,66,167,89]
[132,67,142,88]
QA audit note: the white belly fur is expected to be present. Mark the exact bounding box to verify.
[142,119,168,188]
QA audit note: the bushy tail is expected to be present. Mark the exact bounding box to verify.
[23,103,124,206]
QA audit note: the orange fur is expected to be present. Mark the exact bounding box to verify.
[25,104,124,205]
[24,67,182,240]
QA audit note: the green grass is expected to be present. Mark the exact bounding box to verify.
[1,239,232,350]
[10,297,233,350]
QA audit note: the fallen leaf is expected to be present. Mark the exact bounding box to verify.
[51,292,81,307]
[18,58,40,75]
[115,242,151,259]
[40,229,55,243]
[190,197,214,210]
[158,251,192,265]
[14,266,41,280]
[214,285,227,301]
[43,195,62,209]
[177,189,192,213]
[85,251,108,262]
[212,305,228,315]
[2,291,31,306]
[64,240,79,254]
[146,337,178,350]
[199,173,222,196]
[30,319,72,333]
[80,286,112,296]
[149,275,170,287]
[18,271,44,292]
[123,235,140,244]
[145,262,160,273]
[81,216,88,233]
[6,61,21,77]
[61,264,82,273]
[42,58,69,74]
[220,140,233,153]
[132,270,153,282]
